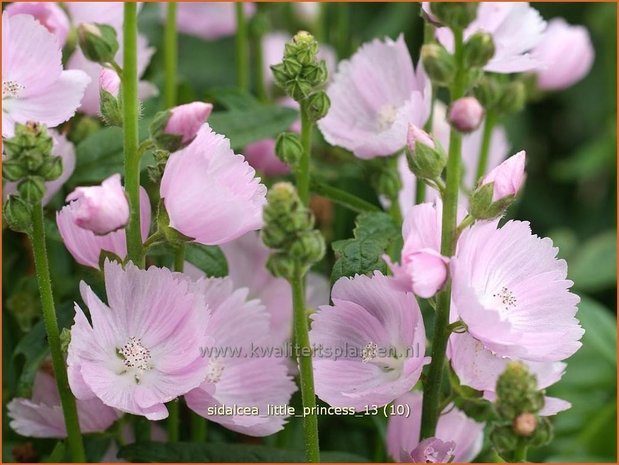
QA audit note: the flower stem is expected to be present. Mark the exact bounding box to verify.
[474,110,496,181]
[123,3,143,267]
[235,2,249,92]
[30,203,85,462]
[253,16,268,103]
[335,3,349,59]
[164,2,178,108]
[310,179,380,213]
[290,265,320,462]
[298,107,313,205]
[514,440,529,462]
[191,411,207,442]
[420,26,465,439]
[134,415,151,442]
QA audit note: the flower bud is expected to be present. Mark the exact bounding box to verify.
[77,23,119,64]
[495,361,545,420]
[2,159,28,182]
[496,80,526,114]
[409,438,456,463]
[289,229,325,264]
[430,2,478,30]
[421,44,455,87]
[285,78,313,102]
[306,91,330,121]
[463,32,495,68]
[448,97,484,133]
[283,57,304,77]
[513,412,537,437]
[473,75,502,109]
[3,195,32,233]
[290,31,319,65]
[275,132,303,167]
[405,124,446,180]
[270,63,291,86]
[266,252,296,280]
[150,102,213,152]
[65,174,129,235]
[99,69,123,126]
[17,177,46,204]
[38,155,63,181]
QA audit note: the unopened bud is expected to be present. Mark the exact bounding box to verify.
[448,97,484,133]
[289,229,325,264]
[3,195,32,233]
[473,75,502,109]
[99,69,123,126]
[513,412,537,437]
[285,78,313,102]
[78,23,119,64]
[463,32,495,68]
[266,252,296,280]
[2,159,28,182]
[430,2,478,30]
[421,44,455,87]
[275,132,303,166]
[38,156,63,181]
[306,91,330,121]
[17,177,46,204]
[497,80,526,114]
[301,60,328,86]
[290,31,318,65]
[406,124,446,179]
[496,361,545,420]
[150,102,213,152]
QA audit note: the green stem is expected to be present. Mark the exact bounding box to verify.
[164,2,178,108]
[191,412,207,442]
[174,243,185,272]
[420,27,465,440]
[254,19,268,103]
[474,111,496,181]
[30,203,85,462]
[235,2,249,92]
[335,3,349,59]
[134,415,151,442]
[123,3,143,267]
[514,440,529,462]
[298,107,312,205]
[310,179,380,213]
[290,266,320,462]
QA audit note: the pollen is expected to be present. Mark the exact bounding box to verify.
[3,80,24,98]
[493,286,517,311]
[206,359,224,383]
[376,104,398,131]
[361,342,378,363]
[119,337,151,381]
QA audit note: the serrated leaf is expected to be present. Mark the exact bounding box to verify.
[185,244,228,278]
[118,442,369,463]
[352,211,399,243]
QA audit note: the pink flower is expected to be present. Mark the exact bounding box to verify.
[480,150,526,201]
[184,277,297,436]
[56,186,151,269]
[409,438,456,463]
[310,272,429,410]
[318,35,431,159]
[2,13,90,138]
[406,123,435,153]
[387,391,484,463]
[447,332,571,416]
[532,18,594,91]
[65,174,130,235]
[292,3,321,25]
[160,124,267,246]
[4,2,70,46]
[65,2,126,30]
[67,260,210,420]
[448,97,484,133]
[4,129,76,206]
[451,219,583,362]
[67,34,156,116]
[400,201,449,298]
[173,2,256,40]
[164,102,214,146]
[99,68,121,97]
[435,2,547,73]
[7,368,120,438]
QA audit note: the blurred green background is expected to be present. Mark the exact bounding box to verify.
[3,2,616,463]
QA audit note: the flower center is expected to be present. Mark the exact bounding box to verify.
[492,286,518,314]
[206,359,224,383]
[361,341,404,376]
[376,104,398,131]
[422,445,455,463]
[3,80,24,99]
[119,337,151,382]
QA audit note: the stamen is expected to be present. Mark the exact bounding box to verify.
[3,80,24,98]
[493,286,517,312]
[119,337,151,382]
[361,342,378,363]
[376,104,398,131]
[206,359,224,383]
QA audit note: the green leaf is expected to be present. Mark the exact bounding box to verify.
[576,295,617,367]
[118,442,369,463]
[185,244,228,278]
[205,87,261,111]
[331,212,399,283]
[569,230,617,292]
[209,105,298,150]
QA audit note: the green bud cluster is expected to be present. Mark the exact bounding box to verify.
[473,76,527,115]
[3,123,63,232]
[430,2,478,30]
[271,31,330,122]
[261,182,325,280]
[489,362,554,460]
[77,23,119,64]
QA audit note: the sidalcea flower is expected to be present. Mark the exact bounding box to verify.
[318,35,431,159]
[387,391,484,463]
[184,277,297,436]
[68,33,156,116]
[435,2,547,73]
[99,68,121,97]
[67,260,210,420]
[186,232,329,344]
[448,97,484,133]
[2,13,90,138]
[64,174,129,235]
[65,2,126,30]
[310,272,429,410]
[532,18,595,91]
[451,219,583,362]
[4,2,70,46]
[4,129,76,206]
[57,186,151,269]
[447,332,571,416]
[151,102,213,152]
[409,438,456,463]
[174,2,255,40]
[8,368,120,438]
[480,150,526,202]
[160,124,267,246]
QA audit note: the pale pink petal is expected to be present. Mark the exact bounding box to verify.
[5,3,70,46]
[174,2,256,40]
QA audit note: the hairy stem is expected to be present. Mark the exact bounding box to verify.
[123,3,143,266]
[420,26,465,439]
[164,2,178,108]
[30,203,85,462]
[235,2,249,92]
